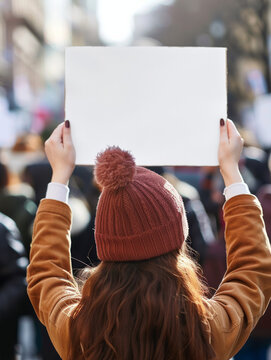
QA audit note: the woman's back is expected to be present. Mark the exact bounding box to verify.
[26,119,271,359]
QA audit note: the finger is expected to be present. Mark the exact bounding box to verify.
[63,120,73,147]
[219,118,228,143]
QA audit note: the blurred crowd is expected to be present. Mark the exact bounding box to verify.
[0,124,270,360]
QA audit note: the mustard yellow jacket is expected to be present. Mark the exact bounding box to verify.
[27,194,271,359]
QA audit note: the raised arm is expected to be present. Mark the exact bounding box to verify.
[207,119,271,359]
[27,121,80,359]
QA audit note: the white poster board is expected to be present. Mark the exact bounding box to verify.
[65,47,227,166]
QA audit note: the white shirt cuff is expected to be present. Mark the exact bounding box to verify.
[45,181,250,204]
[223,182,250,201]
[45,182,70,204]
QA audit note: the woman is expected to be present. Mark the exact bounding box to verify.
[27,119,271,360]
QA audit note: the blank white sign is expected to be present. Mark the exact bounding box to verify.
[65,46,227,166]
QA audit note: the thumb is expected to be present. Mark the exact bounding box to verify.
[219,118,228,143]
[227,119,240,139]
[63,120,73,147]
[49,122,64,143]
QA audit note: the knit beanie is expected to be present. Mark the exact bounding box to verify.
[94,147,188,261]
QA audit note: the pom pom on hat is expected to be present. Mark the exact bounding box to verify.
[94,146,136,190]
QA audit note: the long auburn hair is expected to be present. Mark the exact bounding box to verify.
[68,244,214,360]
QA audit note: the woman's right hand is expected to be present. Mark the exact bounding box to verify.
[218,119,244,187]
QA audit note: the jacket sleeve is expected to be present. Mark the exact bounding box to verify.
[27,199,81,360]
[207,194,271,360]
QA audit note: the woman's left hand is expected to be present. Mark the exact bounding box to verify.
[45,120,76,185]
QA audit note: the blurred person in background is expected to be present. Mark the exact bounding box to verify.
[241,146,270,193]
[0,212,28,360]
[0,154,39,359]
[239,128,271,195]
[0,161,37,256]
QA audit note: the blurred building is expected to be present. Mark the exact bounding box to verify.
[0,0,45,110]
[71,0,100,46]
[133,0,228,47]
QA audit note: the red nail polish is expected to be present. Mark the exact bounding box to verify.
[65,120,70,128]
[220,118,225,126]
